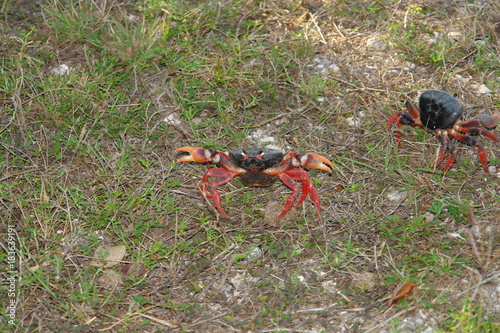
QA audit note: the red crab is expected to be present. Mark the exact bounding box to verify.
[175,147,333,218]
[387,90,499,172]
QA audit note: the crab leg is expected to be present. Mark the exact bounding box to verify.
[265,153,331,218]
[199,168,239,216]
[274,168,323,218]
[276,173,301,218]
[441,140,457,173]
[405,101,421,120]
[387,102,426,148]
[459,114,500,129]
[387,111,404,128]
[435,135,449,168]
[296,180,310,206]
[455,125,499,142]
[451,132,489,172]
[176,147,242,216]
[289,169,321,214]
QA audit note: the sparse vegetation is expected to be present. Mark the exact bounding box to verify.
[1,0,499,332]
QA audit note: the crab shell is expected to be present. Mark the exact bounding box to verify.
[227,148,284,186]
[418,90,463,130]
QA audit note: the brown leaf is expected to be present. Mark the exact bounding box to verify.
[121,262,147,277]
[99,269,124,290]
[90,244,127,268]
[384,282,417,306]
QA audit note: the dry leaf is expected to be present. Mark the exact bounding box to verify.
[90,244,127,267]
[384,282,417,306]
[121,262,147,277]
[99,269,123,290]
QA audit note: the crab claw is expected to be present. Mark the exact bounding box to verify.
[299,153,334,173]
[175,147,216,163]
[477,114,500,129]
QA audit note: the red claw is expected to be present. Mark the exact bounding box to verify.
[477,114,500,129]
[387,111,404,128]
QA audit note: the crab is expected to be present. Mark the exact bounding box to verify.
[175,147,333,218]
[387,90,499,172]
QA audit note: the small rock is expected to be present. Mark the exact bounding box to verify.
[50,64,72,75]
[454,74,469,83]
[403,62,416,71]
[350,272,376,290]
[366,36,387,51]
[263,200,295,222]
[164,113,182,126]
[243,58,265,69]
[423,211,434,223]
[245,246,263,261]
[447,31,462,41]
[472,83,491,94]
[388,191,406,202]
[321,280,337,293]
[399,317,423,331]
[246,128,280,150]
[306,55,340,75]
[90,244,127,268]
[346,116,361,127]
[427,32,441,44]
[98,269,124,290]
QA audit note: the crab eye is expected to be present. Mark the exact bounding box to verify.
[241,151,248,159]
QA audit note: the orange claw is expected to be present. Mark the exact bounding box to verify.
[175,147,214,163]
[302,154,334,173]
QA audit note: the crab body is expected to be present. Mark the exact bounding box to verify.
[228,148,283,186]
[418,89,463,130]
[388,90,499,172]
[176,147,333,218]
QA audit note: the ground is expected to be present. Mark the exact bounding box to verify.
[0,0,499,332]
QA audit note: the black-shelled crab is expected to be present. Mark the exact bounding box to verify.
[387,90,499,172]
[176,147,333,218]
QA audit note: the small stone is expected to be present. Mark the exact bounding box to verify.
[472,84,491,94]
[50,64,72,75]
[388,191,406,202]
[447,31,462,41]
[347,116,361,127]
[321,280,337,293]
[328,63,340,72]
[454,74,469,83]
[245,246,263,261]
[403,62,416,71]
[366,36,387,51]
[164,113,182,126]
[423,211,434,224]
